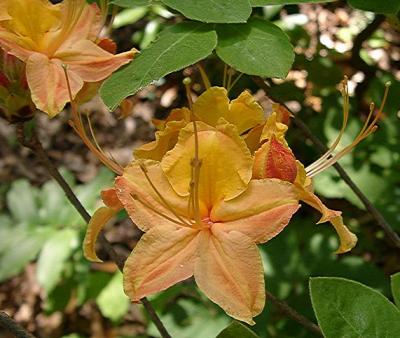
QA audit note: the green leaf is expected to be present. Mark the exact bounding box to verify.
[348,0,400,14]
[160,0,252,23]
[6,180,38,224]
[251,0,336,6]
[111,0,152,7]
[36,229,78,295]
[101,22,217,109]
[217,321,260,338]
[310,277,400,338]
[391,273,400,308]
[112,7,148,29]
[216,18,294,78]
[96,272,130,322]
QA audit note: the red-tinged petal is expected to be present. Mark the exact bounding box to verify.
[211,179,299,243]
[101,188,123,210]
[253,136,297,183]
[194,228,265,324]
[115,160,194,232]
[272,103,292,126]
[26,52,83,116]
[97,38,117,54]
[123,224,199,301]
[55,40,136,82]
[83,206,118,262]
[296,185,357,253]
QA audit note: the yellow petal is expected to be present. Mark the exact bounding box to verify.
[115,160,196,231]
[0,2,11,21]
[123,223,199,301]
[260,112,288,144]
[244,123,264,154]
[212,179,300,244]
[194,228,265,324]
[83,206,118,262]
[161,120,253,208]
[55,40,136,82]
[296,184,357,253]
[192,86,229,126]
[26,52,83,117]
[134,120,187,161]
[228,90,265,134]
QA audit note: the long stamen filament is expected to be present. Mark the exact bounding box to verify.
[197,64,211,89]
[227,73,243,93]
[138,162,191,226]
[62,66,123,175]
[306,80,391,177]
[131,193,188,226]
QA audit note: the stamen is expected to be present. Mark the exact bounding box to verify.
[62,65,123,175]
[227,73,243,94]
[197,63,211,89]
[138,161,192,226]
[223,64,228,88]
[131,193,187,226]
[306,80,391,177]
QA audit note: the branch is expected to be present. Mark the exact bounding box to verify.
[265,291,323,336]
[15,123,172,338]
[0,312,36,338]
[252,76,400,250]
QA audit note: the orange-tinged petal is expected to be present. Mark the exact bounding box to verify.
[272,103,292,126]
[211,179,299,243]
[101,187,123,210]
[123,223,199,301]
[192,86,229,126]
[55,40,136,82]
[244,123,264,154]
[161,120,253,207]
[83,206,118,262]
[296,184,357,253]
[115,160,197,231]
[194,228,265,324]
[253,136,297,183]
[134,120,187,161]
[228,90,265,134]
[26,52,83,116]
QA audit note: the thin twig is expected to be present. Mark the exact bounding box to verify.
[266,291,323,336]
[15,122,172,338]
[0,312,36,338]
[252,76,400,250]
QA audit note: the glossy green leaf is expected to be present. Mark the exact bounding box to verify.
[101,22,217,109]
[216,18,294,78]
[96,272,130,322]
[348,0,400,14]
[36,229,78,294]
[310,277,400,338]
[111,0,152,7]
[217,321,260,338]
[160,0,252,23]
[391,273,400,308]
[251,0,335,6]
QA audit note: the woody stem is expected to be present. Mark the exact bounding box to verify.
[15,121,172,338]
[0,311,36,338]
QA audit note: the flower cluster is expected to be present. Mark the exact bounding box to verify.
[83,79,387,324]
[0,0,136,117]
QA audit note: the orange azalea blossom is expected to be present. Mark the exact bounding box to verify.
[85,120,301,324]
[0,0,136,116]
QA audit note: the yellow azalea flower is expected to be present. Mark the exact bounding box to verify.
[85,120,301,324]
[134,86,265,160]
[0,0,136,116]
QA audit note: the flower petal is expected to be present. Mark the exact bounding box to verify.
[296,184,357,253]
[260,112,288,144]
[228,90,265,134]
[161,121,253,207]
[26,52,83,116]
[134,120,187,161]
[55,40,136,82]
[123,224,199,301]
[211,179,299,243]
[194,228,265,324]
[192,86,229,126]
[115,160,195,231]
[83,206,118,262]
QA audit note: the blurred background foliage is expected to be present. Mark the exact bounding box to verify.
[0,0,399,337]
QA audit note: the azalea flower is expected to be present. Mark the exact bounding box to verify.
[85,120,301,324]
[0,0,136,117]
